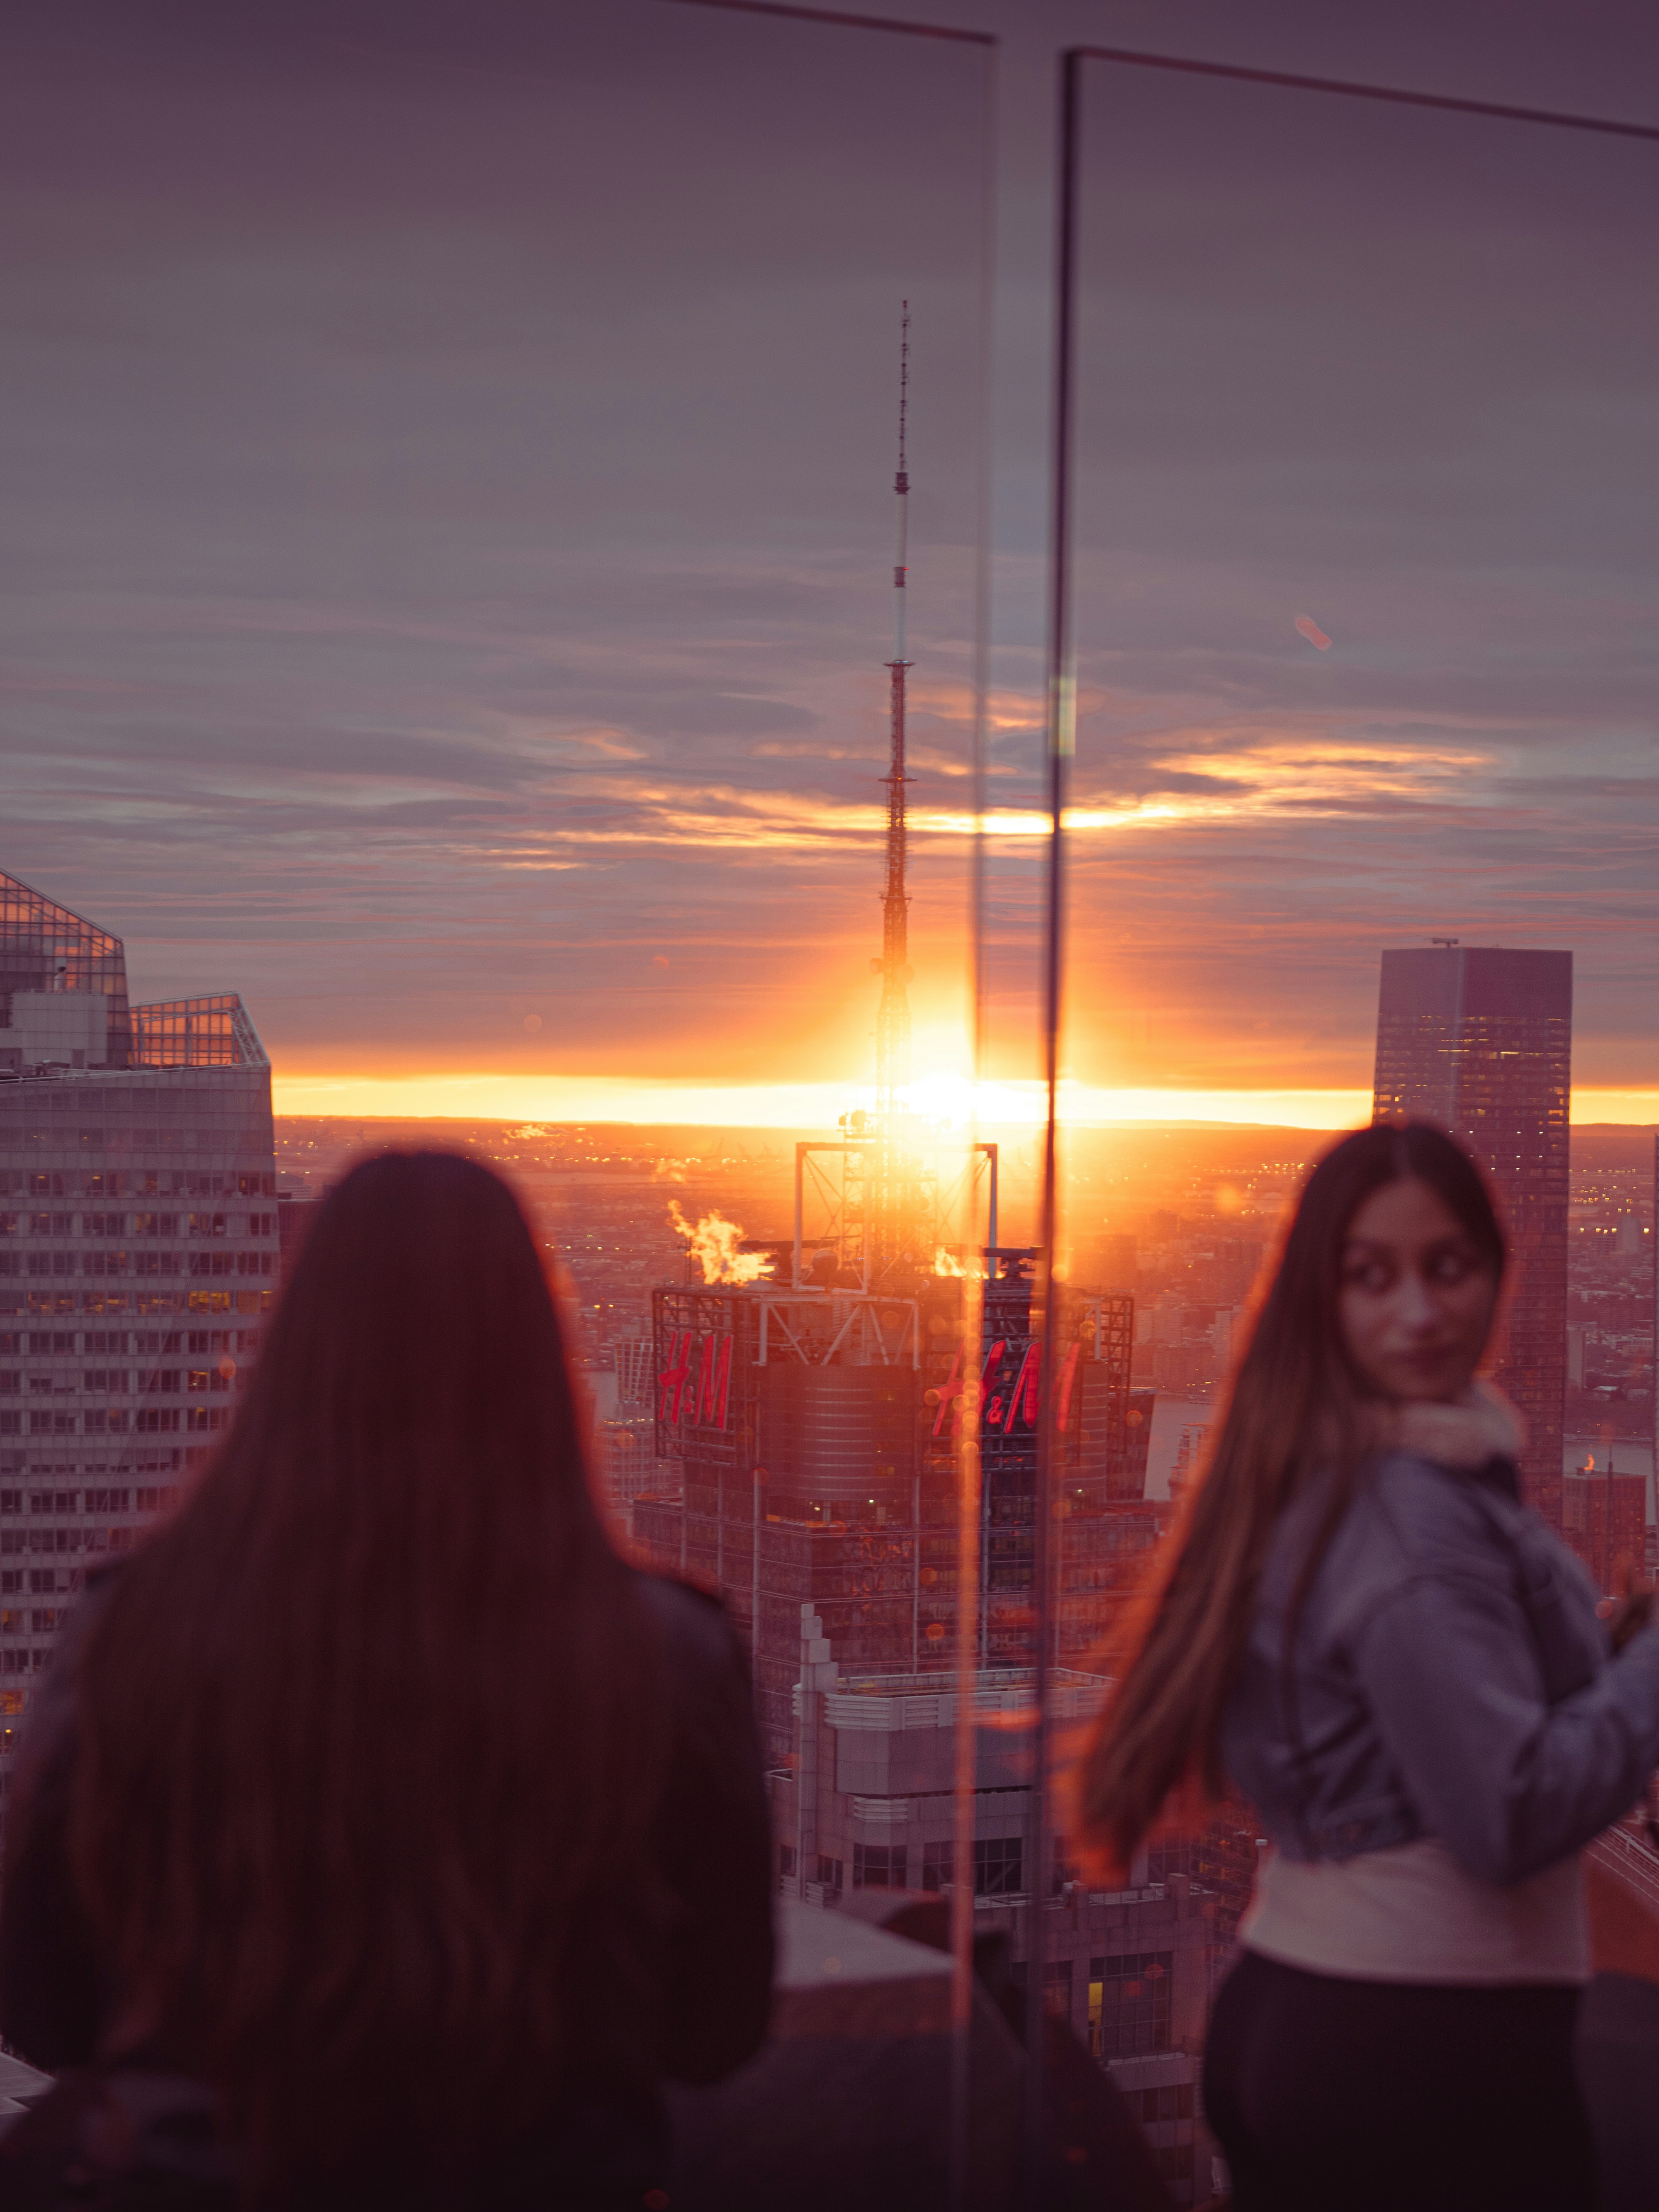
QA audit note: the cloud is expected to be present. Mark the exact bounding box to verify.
[0,0,1654,1106]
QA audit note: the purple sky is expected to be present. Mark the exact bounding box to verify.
[0,0,1654,1110]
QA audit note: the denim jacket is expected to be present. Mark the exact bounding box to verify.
[1219,1449,1659,1884]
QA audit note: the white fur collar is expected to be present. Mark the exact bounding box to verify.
[1389,1380,1526,1469]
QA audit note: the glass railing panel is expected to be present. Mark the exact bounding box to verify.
[0,0,1009,2200]
[1050,46,1659,2204]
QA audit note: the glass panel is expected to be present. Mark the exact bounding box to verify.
[0,0,1003,2196]
[1063,52,1659,2201]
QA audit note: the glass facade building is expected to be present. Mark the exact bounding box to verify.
[0,869,131,1073]
[0,871,275,1799]
[1372,946,1572,1527]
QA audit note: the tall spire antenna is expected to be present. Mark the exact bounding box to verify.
[875,302,913,1135]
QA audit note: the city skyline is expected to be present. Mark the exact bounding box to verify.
[0,7,1656,2202]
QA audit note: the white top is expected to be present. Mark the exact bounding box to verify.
[1240,1837,1589,1986]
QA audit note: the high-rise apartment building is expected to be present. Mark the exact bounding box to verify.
[1372,945,1571,1525]
[0,870,276,1799]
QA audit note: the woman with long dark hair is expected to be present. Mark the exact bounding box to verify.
[1077,1122,1659,2212]
[0,1152,774,2206]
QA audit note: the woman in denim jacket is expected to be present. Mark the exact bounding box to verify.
[1078,1122,1659,2212]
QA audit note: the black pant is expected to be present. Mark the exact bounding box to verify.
[1202,1949,1596,2212]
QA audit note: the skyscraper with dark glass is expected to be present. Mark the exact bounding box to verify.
[0,870,276,1801]
[1372,945,1571,1526]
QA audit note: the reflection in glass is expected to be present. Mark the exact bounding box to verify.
[0,1,1010,2202]
[1050,49,1659,2204]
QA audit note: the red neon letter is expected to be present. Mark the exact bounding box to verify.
[1056,1341,1081,1434]
[932,1348,964,1438]
[695,1332,717,1424]
[659,1330,692,1423]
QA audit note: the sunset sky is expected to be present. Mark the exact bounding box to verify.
[2,0,1656,1129]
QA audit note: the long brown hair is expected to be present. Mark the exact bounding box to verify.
[1075,1121,1504,1874]
[67,1152,667,2175]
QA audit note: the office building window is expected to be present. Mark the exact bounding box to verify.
[974,1836,1023,1898]
[921,1841,954,1892]
[853,1843,907,1890]
[1090,1953,1173,2060]
[1138,2085,1193,2124]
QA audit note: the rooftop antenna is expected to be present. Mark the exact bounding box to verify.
[875,302,913,1132]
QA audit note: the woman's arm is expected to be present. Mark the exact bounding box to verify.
[1355,1569,1659,1886]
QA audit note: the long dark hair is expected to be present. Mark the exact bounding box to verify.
[1076,1121,1504,1873]
[67,1153,666,2174]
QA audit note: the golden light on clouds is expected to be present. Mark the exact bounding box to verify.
[474,723,1503,870]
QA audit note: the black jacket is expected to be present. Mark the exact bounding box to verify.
[0,1566,775,2206]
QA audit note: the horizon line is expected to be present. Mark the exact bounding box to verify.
[270,1073,1659,1132]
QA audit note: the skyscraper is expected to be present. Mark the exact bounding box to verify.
[1372,945,1571,1525]
[634,1250,1142,1765]
[0,870,276,1799]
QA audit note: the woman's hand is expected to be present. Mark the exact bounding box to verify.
[1599,1571,1656,1654]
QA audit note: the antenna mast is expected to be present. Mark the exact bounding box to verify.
[875,302,913,1132]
